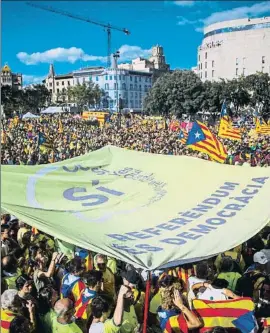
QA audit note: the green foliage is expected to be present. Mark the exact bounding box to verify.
[66,82,104,111]
[143,70,270,117]
[1,84,51,117]
[143,70,205,116]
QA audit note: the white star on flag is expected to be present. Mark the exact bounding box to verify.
[195,131,201,139]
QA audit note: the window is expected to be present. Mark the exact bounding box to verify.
[56,82,59,86]
[243,68,246,75]
[68,81,71,86]
[105,83,109,90]
[236,58,239,65]
[145,77,148,82]
[200,73,202,79]
[95,76,99,81]
[212,70,214,77]
[212,60,214,67]
[57,88,59,93]
[201,63,203,69]
[130,76,133,81]
[82,77,85,83]
[135,92,138,98]
[205,71,207,78]
[109,76,112,80]
[130,100,134,107]
[139,85,141,91]
[130,84,133,90]
[205,62,207,69]
[205,52,207,59]
[144,85,147,92]
[139,93,142,99]
[139,76,141,82]
[114,91,118,98]
[76,78,79,84]
[130,92,133,98]
[119,75,121,80]
[105,76,108,80]
[50,89,52,93]
[199,55,200,62]
[134,84,137,91]
[62,81,64,86]
[262,56,265,64]
[49,82,52,87]
[236,68,239,76]
[122,83,126,90]
[135,100,138,107]
[114,83,118,90]
[114,76,116,80]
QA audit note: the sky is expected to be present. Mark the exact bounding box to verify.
[2,1,270,85]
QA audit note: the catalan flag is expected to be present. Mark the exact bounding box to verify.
[178,129,188,144]
[218,116,241,141]
[164,313,188,333]
[192,298,256,333]
[75,248,93,272]
[255,117,270,135]
[58,119,63,133]
[38,132,53,150]
[186,121,227,163]
[74,289,96,319]
[177,266,195,291]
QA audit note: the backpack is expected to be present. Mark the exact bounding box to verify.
[235,272,265,298]
[221,252,242,274]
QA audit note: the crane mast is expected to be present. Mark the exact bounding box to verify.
[26,2,130,68]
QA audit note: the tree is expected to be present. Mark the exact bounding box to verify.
[224,77,250,113]
[67,83,104,111]
[202,79,227,115]
[1,84,51,116]
[244,73,270,118]
[143,70,205,116]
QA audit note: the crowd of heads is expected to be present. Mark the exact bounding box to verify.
[1,212,270,333]
[1,112,270,332]
[1,113,270,166]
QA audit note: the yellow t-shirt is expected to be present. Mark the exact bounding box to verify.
[214,251,245,273]
[89,319,120,333]
[149,291,161,314]
[120,305,139,333]
[102,268,116,299]
[52,318,82,333]
[107,257,117,275]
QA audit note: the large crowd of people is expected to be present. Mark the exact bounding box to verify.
[1,214,270,333]
[1,113,270,166]
[1,112,270,333]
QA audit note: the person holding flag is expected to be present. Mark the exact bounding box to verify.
[186,120,227,163]
[218,100,241,141]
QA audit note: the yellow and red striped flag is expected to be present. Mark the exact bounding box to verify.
[164,313,188,333]
[186,121,227,163]
[218,116,241,141]
[178,129,188,144]
[256,118,270,135]
[192,298,255,333]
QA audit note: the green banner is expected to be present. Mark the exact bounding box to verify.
[2,146,270,269]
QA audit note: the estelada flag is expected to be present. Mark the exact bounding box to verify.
[192,297,255,333]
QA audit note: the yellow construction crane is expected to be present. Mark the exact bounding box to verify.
[26,2,130,68]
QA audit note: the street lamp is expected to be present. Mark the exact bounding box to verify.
[113,51,121,126]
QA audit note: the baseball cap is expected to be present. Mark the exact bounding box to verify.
[253,251,268,265]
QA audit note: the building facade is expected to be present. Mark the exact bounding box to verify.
[1,64,22,90]
[73,66,152,111]
[43,45,169,110]
[44,64,74,103]
[196,16,270,82]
